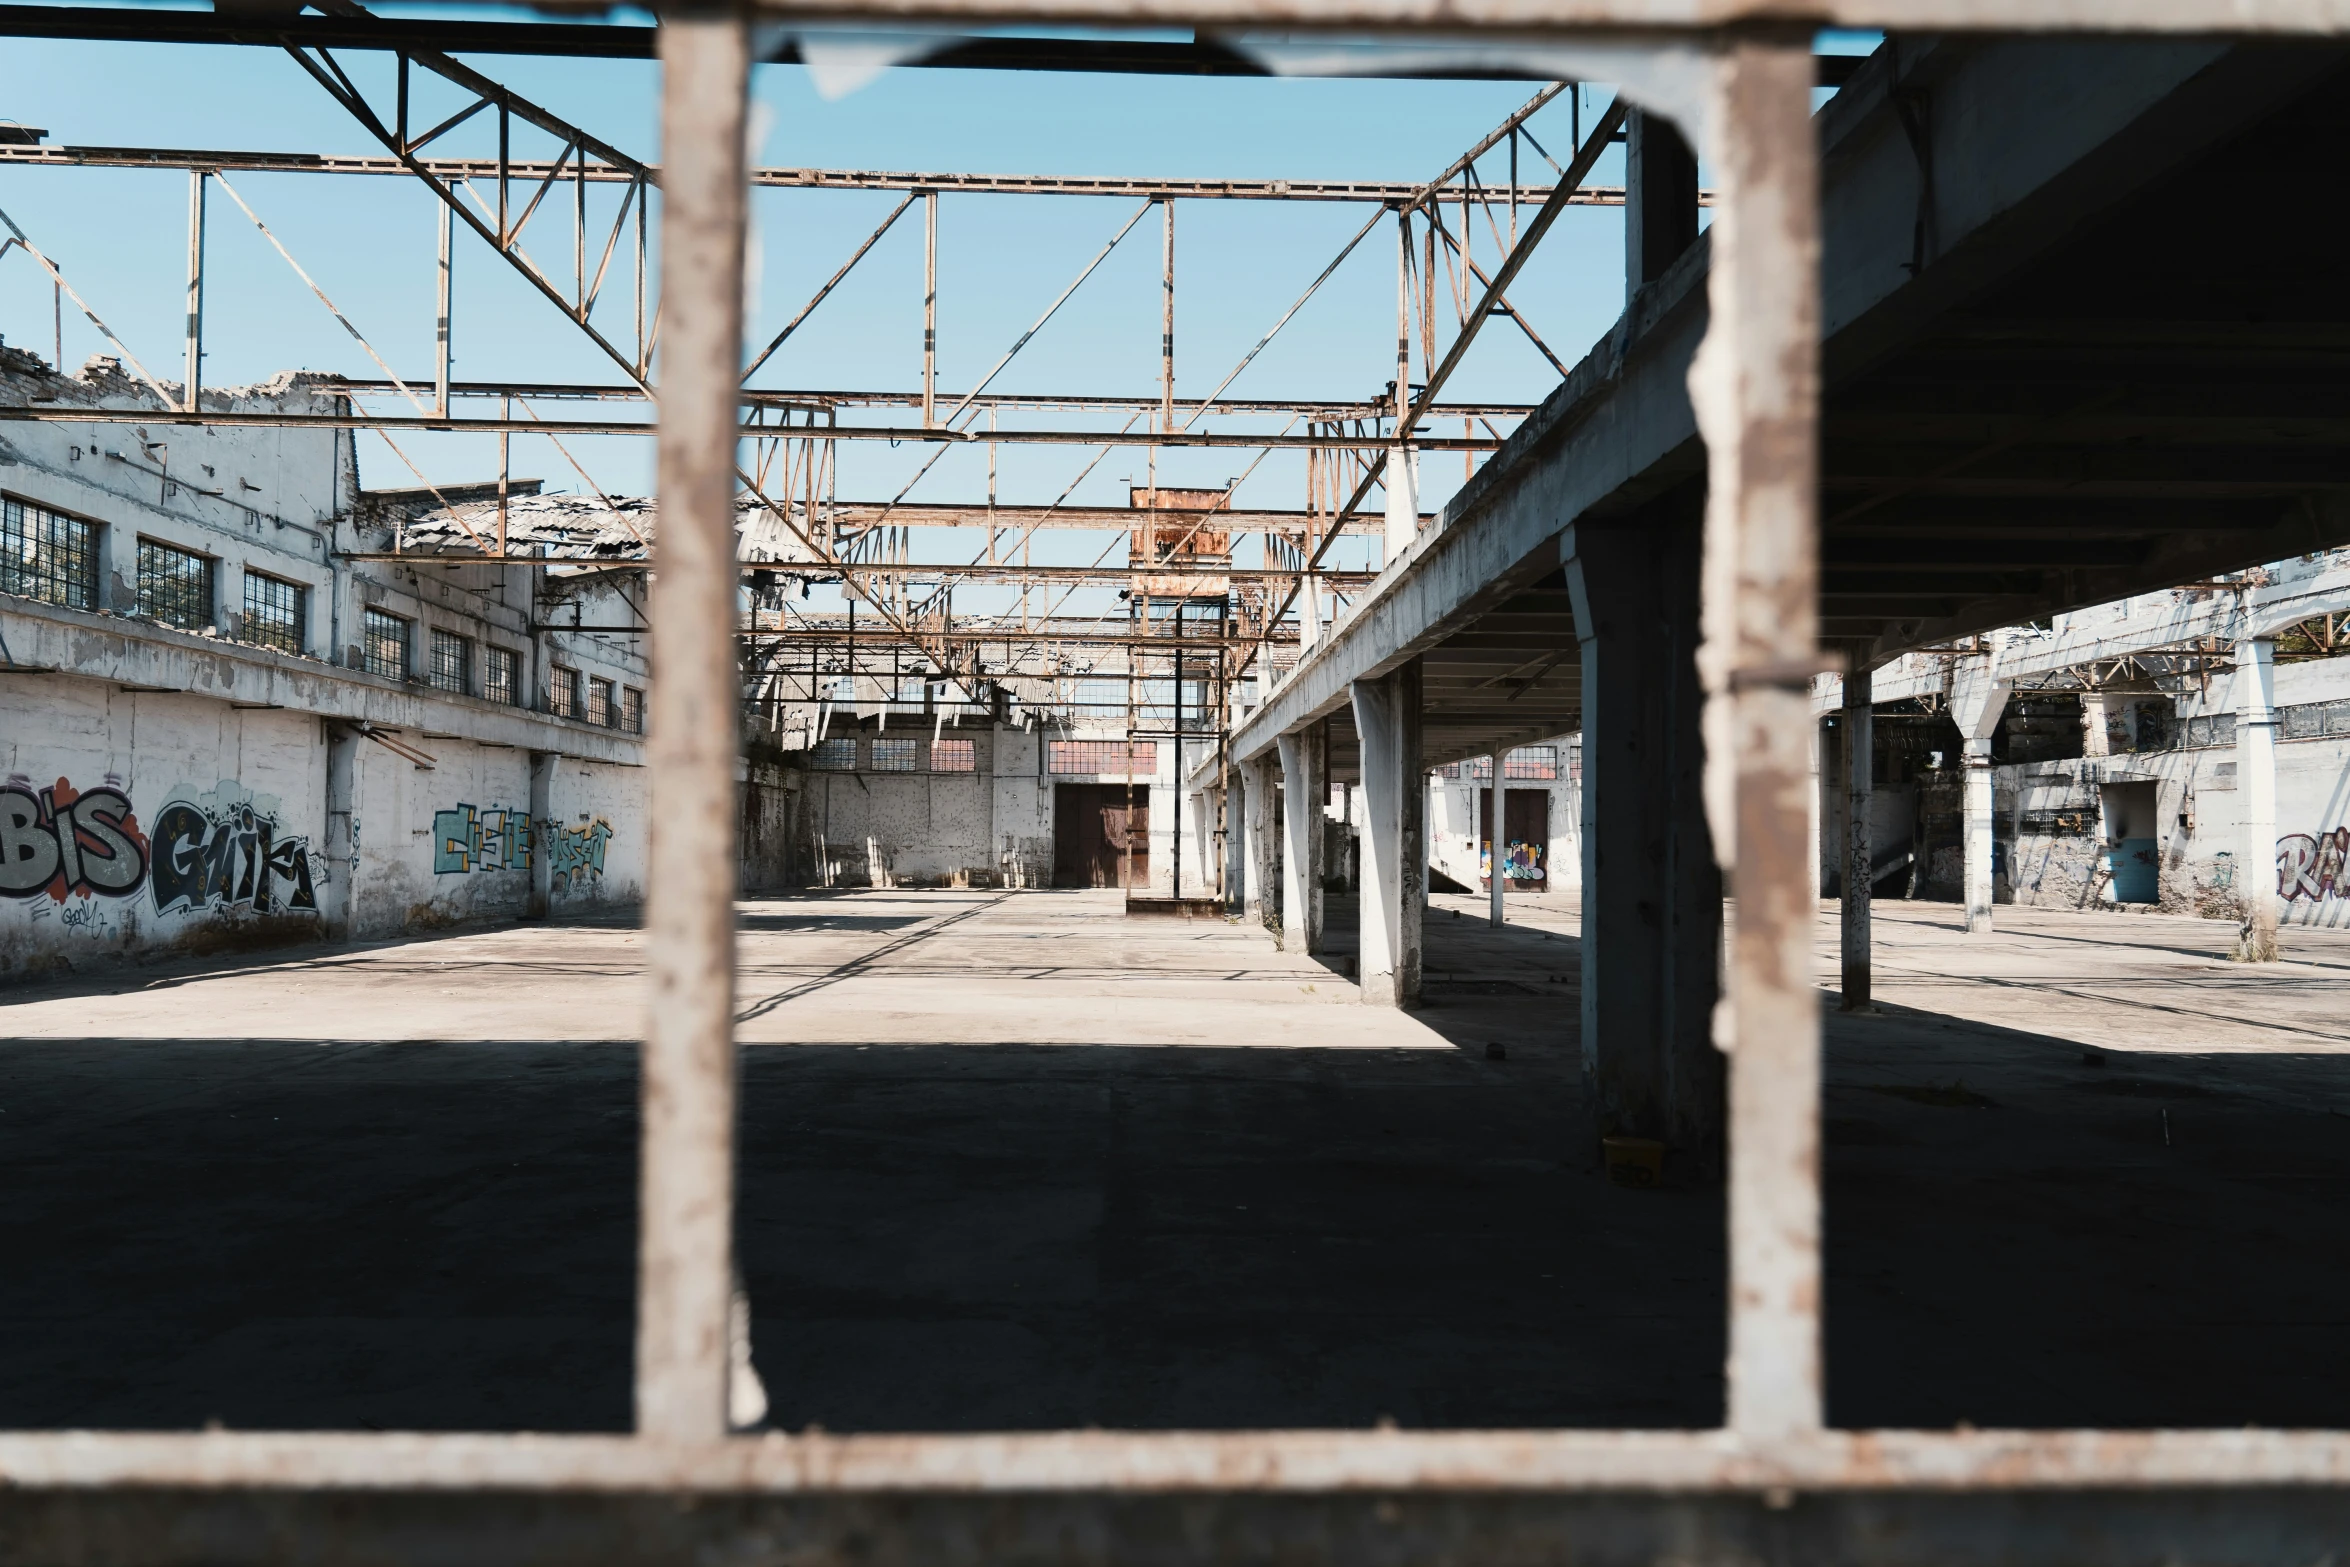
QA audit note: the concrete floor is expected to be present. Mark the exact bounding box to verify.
[3,890,2347,1433]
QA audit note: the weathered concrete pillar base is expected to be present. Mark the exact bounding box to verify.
[1350,662,1422,1008]
[1242,754,1278,935]
[1276,724,1326,955]
[320,721,362,942]
[2235,636,2279,961]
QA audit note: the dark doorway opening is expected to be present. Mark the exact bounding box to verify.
[1478,786,1551,892]
[1053,783,1150,888]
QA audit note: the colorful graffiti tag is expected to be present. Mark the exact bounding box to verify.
[0,775,149,901]
[2278,829,2350,902]
[547,818,613,884]
[432,804,533,874]
[150,785,320,916]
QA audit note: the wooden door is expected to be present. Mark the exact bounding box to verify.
[1055,784,1151,888]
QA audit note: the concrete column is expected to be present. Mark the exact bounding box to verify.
[320,721,361,942]
[527,749,557,919]
[1949,652,2009,935]
[1565,502,1720,1171]
[1242,752,1277,933]
[1840,668,1872,1010]
[1350,660,1423,1007]
[2081,690,2112,758]
[1276,724,1325,954]
[2236,636,2279,961]
[1624,108,1701,299]
[1486,750,1505,928]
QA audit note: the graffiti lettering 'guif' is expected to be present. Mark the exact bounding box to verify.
[150,789,319,916]
[0,775,149,901]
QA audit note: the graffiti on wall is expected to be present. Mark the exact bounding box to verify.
[150,784,320,916]
[433,804,532,874]
[546,817,613,885]
[0,775,149,901]
[2278,829,2350,902]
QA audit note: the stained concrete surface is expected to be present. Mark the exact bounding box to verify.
[0,890,2345,1433]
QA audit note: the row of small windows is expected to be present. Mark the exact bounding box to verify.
[808,736,979,773]
[1439,746,1570,782]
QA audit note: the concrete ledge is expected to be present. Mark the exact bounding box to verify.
[0,596,645,766]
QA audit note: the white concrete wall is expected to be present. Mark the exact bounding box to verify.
[2000,732,2350,925]
[0,668,643,980]
[795,726,1052,888]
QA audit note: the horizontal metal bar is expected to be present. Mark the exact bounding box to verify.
[347,551,1371,583]
[0,406,1499,449]
[6,1428,2350,1492]
[0,144,1608,204]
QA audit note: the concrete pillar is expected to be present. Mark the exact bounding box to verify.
[1276,723,1325,954]
[1241,753,1277,933]
[1840,668,1872,1010]
[320,721,361,942]
[527,748,557,920]
[1486,750,1505,928]
[1350,660,1423,1006]
[1383,446,1419,565]
[1625,108,1701,299]
[1564,500,1720,1171]
[1949,652,2009,935]
[2236,636,2279,961]
[2081,690,2112,758]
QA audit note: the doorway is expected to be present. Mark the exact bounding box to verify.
[2100,779,2160,903]
[1478,787,1550,892]
[1053,783,1151,888]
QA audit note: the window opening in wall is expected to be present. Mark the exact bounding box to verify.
[931,737,976,772]
[1,495,97,611]
[872,737,918,772]
[137,538,215,631]
[484,646,519,707]
[240,571,306,655]
[622,685,644,733]
[809,736,856,771]
[549,664,582,718]
[1049,739,1158,775]
[588,676,615,728]
[362,608,411,680]
[429,628,473,695]
[1440,757,1496,781]
[1504,745,1559,780]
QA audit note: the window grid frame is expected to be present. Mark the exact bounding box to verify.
[136,538,216,632]
[870,736,919,772]
[930,737,976,773]
[239,571,306,656]
[484,646,520,707]
[548,664,582,719]
[808,736,856,771]
[587,676,616,728]
[362,608,412,681]
[428,628,473,696]
[1,496,98,611]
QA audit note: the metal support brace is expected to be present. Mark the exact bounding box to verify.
[1687,35,1823,1439]
[636,7,746,1446]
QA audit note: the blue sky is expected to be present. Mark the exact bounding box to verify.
[0,17,1864,618]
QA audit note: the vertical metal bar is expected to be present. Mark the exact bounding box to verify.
[498,104,510,245]
[1840,666,1871,1010]
[1686,36,1823,1440]
[1509,127,1519,249]
[1174,608,1184,900]
[1394,207,1411,422]
[182,169,204,414]
[637,5,749,1446]
[922,189,937,427]
[1160,197,1174,435]
[396,53,409,151]
[435,200,453,418]
[635,176,649,373]
[576,142,588,312]
[497,393,511,558]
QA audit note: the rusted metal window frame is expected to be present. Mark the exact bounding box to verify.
[9,4,2350,1534]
